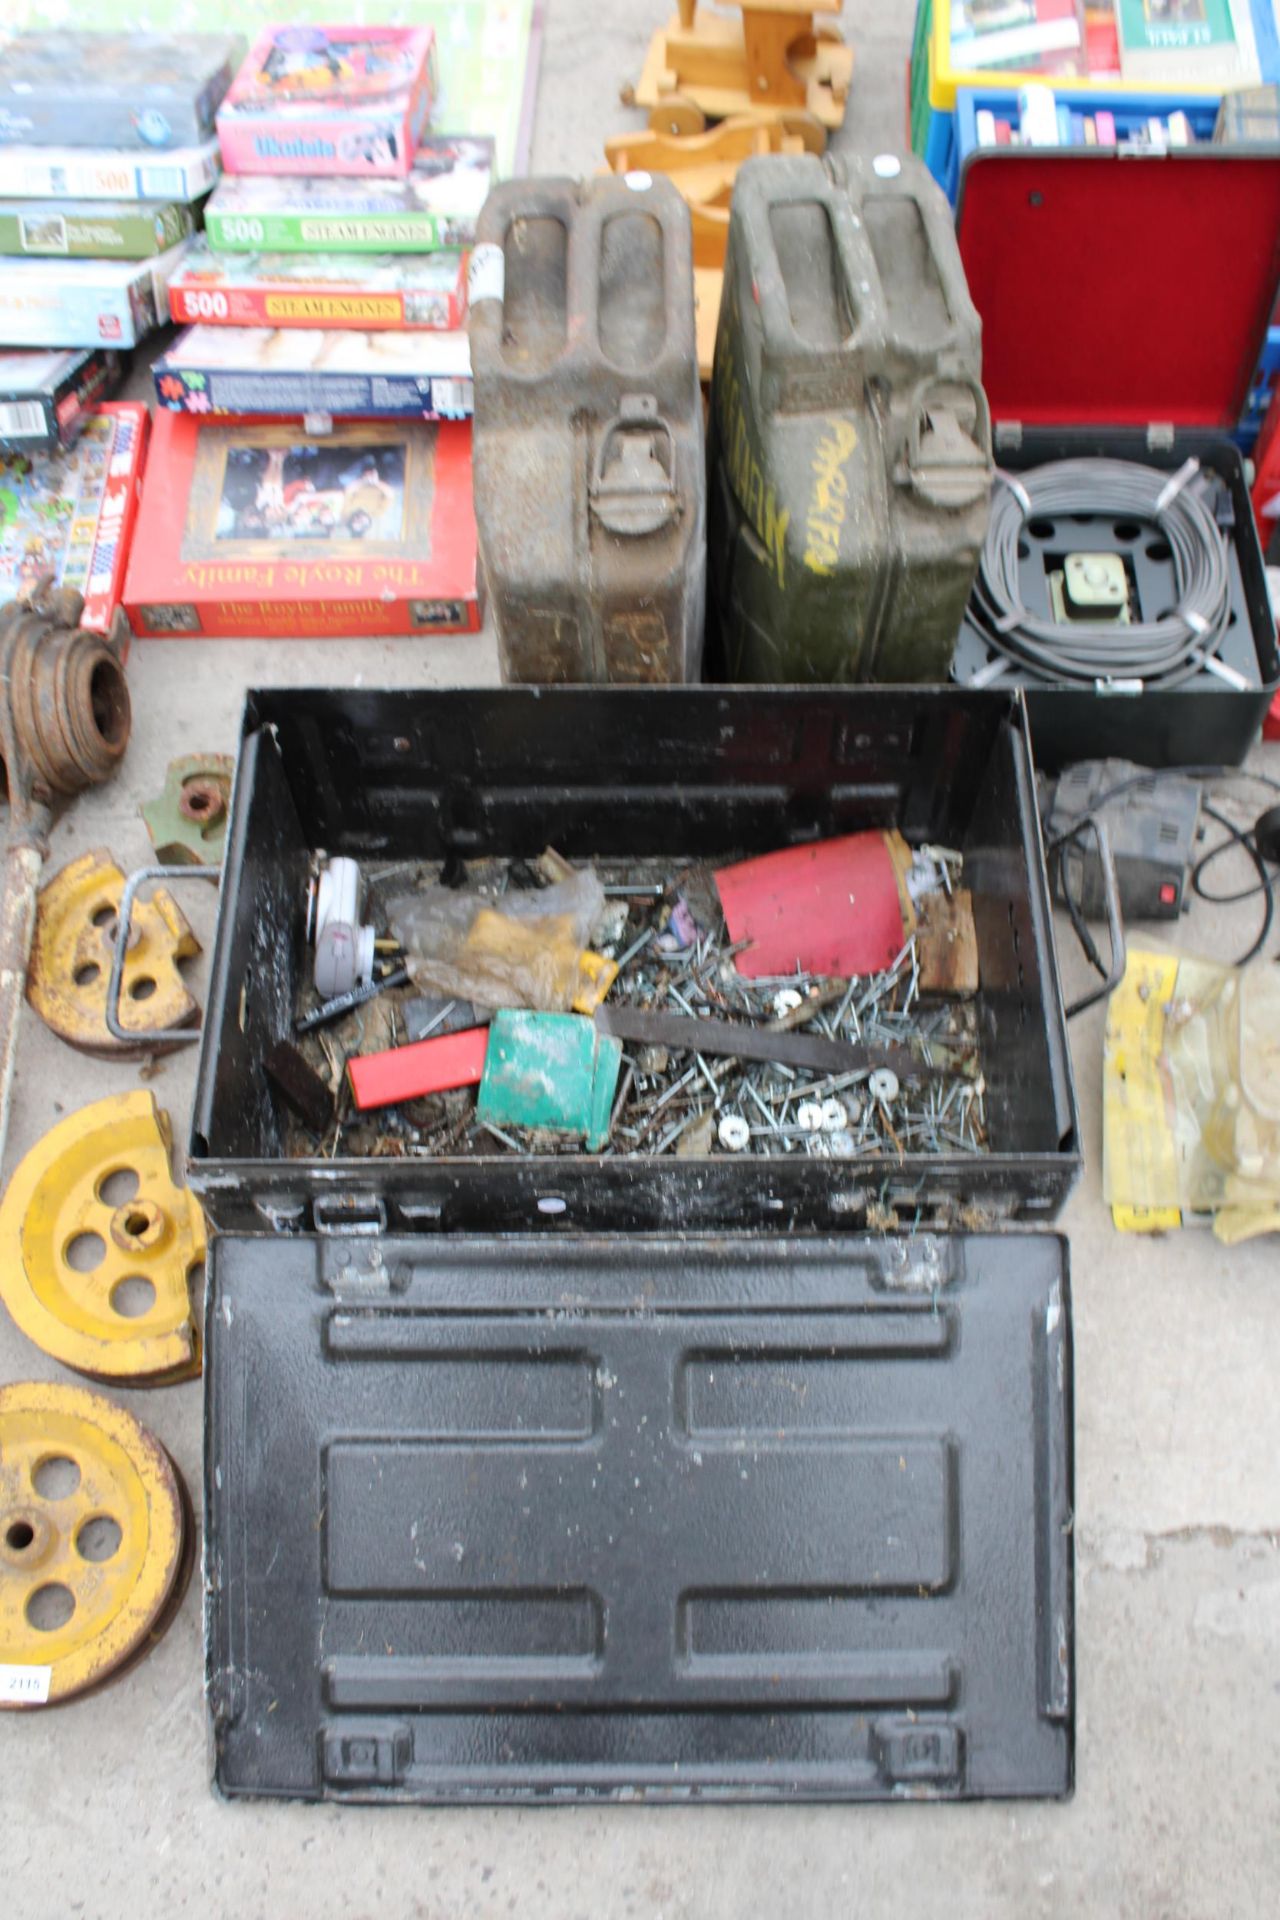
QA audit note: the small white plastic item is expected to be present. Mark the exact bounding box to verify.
[311,857,376,998]
[717,1113,750,1153]
[820,1098,847,1131]
[868,1068,899,1105]
[314,857,360,938]
[772,988,804,1017]
[314,921,376,999]
[796,1101,826,1133]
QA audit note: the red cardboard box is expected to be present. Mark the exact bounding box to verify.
[124,409,478,639]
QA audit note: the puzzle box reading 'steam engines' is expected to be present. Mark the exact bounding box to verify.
[166,239,467,331]
[202,136,493,251]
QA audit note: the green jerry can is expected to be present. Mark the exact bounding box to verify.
[707,151,994,683]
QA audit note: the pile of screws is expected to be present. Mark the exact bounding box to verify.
[290,854,989,1162]
[603,929,986,1162]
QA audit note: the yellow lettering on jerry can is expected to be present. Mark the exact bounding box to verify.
[803,418,859,577]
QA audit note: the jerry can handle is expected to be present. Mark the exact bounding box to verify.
[469,178,580,373]
[569,177,692,367]
[748,178,887,369]
[897,377,994,513]
[589,395,680,537]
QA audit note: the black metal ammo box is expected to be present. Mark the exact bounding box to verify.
[194,686,1078,1804]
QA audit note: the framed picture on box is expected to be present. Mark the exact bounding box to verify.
[181,419,435,561]
[124,411,479,639]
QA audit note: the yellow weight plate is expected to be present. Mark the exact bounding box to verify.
[0,1381,188,1707]
[27,847,201,1056]
[0,1091,205,1384]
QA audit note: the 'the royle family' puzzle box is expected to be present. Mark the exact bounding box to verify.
[124,412,478,639]
[0,403,149,632]
[216,26,437,178]
[167,238,467,331]
[203,136,494,253]
[0,32,244,152]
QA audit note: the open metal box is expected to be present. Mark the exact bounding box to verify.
[195,686,1076,1803]
[954,147,1280,770]
[189,686,1079,1232]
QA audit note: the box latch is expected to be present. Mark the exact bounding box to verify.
[322,1723,411,1788]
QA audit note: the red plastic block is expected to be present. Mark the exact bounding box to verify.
[715,832,907,979]
[1265,690,1280,743]
[348,1025,489,1112]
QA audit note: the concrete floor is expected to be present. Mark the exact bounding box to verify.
[4,4,1280,1915]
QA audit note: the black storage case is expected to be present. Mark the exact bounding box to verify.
[188,685,1080,1231]
[953,147,1280,771]
[195,685,1078,1805]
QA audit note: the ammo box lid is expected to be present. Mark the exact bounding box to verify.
[954,149,1280,431]
[205,1225,1073,1803]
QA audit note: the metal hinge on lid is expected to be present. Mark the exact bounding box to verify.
[1147,422,1176,451]
[994,420,1023,453]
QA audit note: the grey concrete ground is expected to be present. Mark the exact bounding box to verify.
[3,4,1280,1915]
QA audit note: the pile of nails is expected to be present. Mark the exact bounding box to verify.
[600,926,987,1162]
[307,857,990,1163]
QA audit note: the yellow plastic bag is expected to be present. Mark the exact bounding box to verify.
[389,868,617,1014]
[1103,946,1280,1241]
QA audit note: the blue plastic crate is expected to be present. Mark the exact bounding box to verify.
[950,84,1219,204]
[915,0,1280,199]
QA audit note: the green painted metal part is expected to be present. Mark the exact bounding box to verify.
[140,754,234,867]
[476,1011,623,1151]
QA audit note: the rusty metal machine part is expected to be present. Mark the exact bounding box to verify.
[706,150,994,683]
[0,588,130,806]
[0,1090,205,1384]
[140,753,235,866]
[0,1380,190,1707]
[0,588,131,1170]
[470,173,706,683]
[27,848,201,1056]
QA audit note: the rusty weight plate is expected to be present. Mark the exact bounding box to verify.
[0,1381,191,1708]
[27,847,201,1055]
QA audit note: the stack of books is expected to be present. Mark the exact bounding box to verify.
[0,30,236,628]
[0,32,233,368]
[128,24,483,641]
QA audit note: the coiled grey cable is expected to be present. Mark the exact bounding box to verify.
[969,458,1234,689]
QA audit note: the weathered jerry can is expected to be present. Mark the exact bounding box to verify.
[469,174,706,684]
[707,151,994,683]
